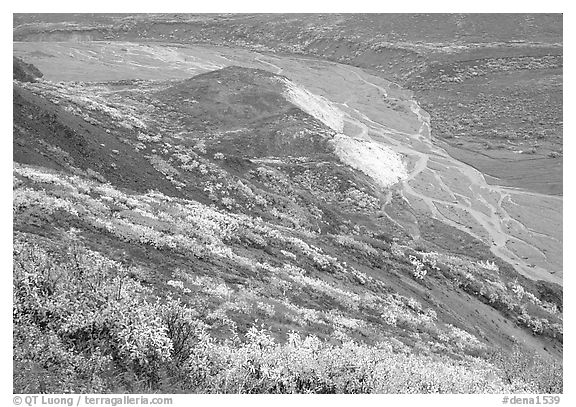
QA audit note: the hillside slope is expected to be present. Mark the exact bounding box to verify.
[13,57,562,393]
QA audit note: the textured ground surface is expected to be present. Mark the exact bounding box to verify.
[13,40,563,284]
[12,14,563,393]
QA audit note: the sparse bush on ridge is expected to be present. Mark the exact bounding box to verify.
[331,234,379,257]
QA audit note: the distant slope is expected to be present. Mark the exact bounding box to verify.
[13,56,43,82]
[13,13,563,195]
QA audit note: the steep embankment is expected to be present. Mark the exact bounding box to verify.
[282,78,409,189]
[242,53,562,284]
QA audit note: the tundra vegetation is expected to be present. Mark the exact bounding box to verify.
[12,21,562,394]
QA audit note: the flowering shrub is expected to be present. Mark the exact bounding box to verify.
[343,188,380,211]
[284,267,361,311]
[390,242,405,257]
[409,255,427,280]
[167,280,191,293]
[14,188,80,216]
[490,347,562,393]
[420,251,441,271]
[379,294,436,329]
[13,237,173,391]
[255,301,276,318]
[510,282,526,300]
[332,234,379,257]
[174,325,512,394]
[13,230,563,394]
[477,260,499,271]
[444,324,486,351]
[20,80,148,130]
[148,154,181,180]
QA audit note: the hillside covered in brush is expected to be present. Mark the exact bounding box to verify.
[13,47,562,393]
